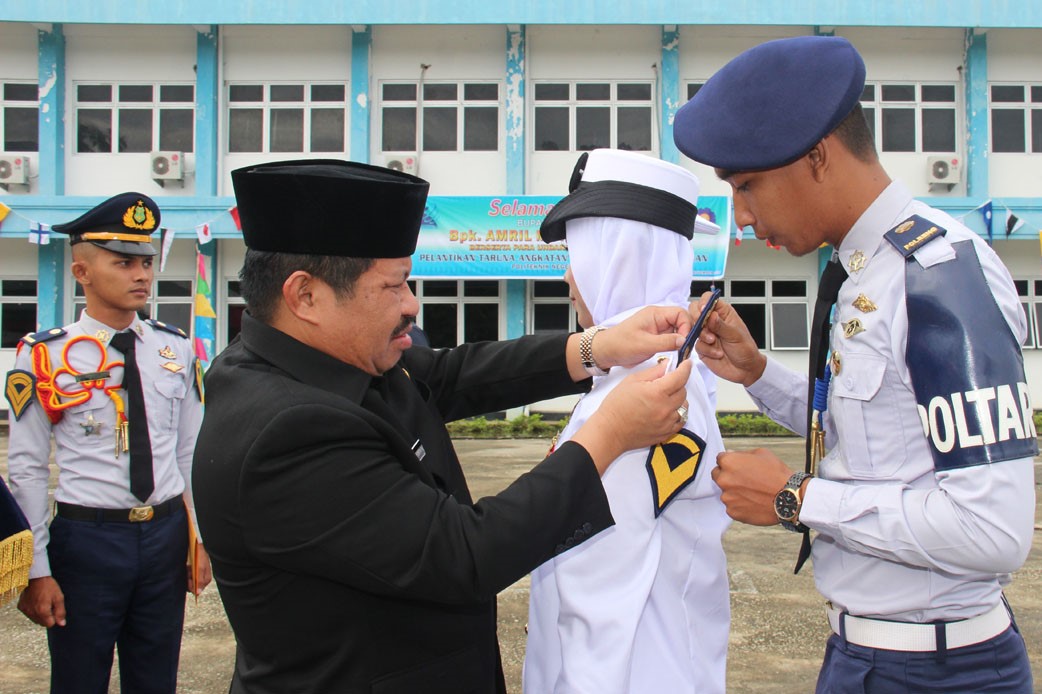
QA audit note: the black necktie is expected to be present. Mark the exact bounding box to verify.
[795,258,847,574]
[110,331,154,502]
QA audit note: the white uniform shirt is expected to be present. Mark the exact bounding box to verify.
[524,349,730,694]
[747,180,1036,622]
[7,312,203,578]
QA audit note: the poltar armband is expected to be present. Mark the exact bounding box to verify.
[896,223,1039,470]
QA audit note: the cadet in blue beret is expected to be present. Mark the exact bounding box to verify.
[192,158,699,692]
[678,36,1035,692]
[7,192,210,693]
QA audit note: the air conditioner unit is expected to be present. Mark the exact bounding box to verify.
[150,151,184,187]
[927,155,961,187]
[382,153,418,176]
[0,154,30,190]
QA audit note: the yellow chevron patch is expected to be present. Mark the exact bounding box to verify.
[645,429,706,517]
[5,369,36,421]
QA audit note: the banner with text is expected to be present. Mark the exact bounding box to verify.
[413,195,732,279]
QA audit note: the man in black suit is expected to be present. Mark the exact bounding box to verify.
[193,158,697,693]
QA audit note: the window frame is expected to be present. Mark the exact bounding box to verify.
[531,80,655,153]
[689,278,809,351]
[859,81,959,154]
[0,278,38,349]
[72,81,196,154]
[411,279,504,347]
[988,83,1042,154]
[378,80,502,154]
[528,279,579,336]
[226,81,350,154]
[1,81,40,153]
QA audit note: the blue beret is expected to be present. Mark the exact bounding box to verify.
[674,36,866,172]
[231,159,429,258]
[51,192,160,256]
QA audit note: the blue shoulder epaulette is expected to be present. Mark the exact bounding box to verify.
[20,327,67,346]
[147,319,188,339]
[884,214,947,258]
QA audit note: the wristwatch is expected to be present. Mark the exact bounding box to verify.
[774,471,811,532]
[579,325,609,377]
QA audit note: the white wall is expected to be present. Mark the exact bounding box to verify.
[372,25,506,195]
[220,25,353,195]
[63,25,199,197]
[986,29,1042,195]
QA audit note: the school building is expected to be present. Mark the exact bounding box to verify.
[1,2,1041,412]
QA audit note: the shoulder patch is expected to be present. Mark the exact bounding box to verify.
[645,429,706,517]
[20,327,67,346]
[146,319,188,339]
[884,215,947,258]
[5,369,36,420]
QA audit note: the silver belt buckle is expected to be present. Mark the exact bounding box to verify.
[128,506,154,522]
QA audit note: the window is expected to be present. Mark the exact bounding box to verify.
[75,83,194,153]
[691,278,808,350]
[2,82,38,152]
[1015,279,1042,349]
[859,83,957,153]
[228,83,348,153]
[225,280,246,346]
[685,82,705,101]
[412,280,501,348]
[533,81,653,152]
[1,279,36,348]
[530,280,579,335]
[380,81,499,153]
[989,84,1042,154]
[74,277,194,329]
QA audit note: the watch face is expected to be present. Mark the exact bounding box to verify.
[775,489,800,522]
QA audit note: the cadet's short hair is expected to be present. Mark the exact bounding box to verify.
[239,249,374,323]
[831,103,877,163]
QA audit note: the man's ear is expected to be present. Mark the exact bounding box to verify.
[806,139,830,182]
[281,271,319,324]
[70,259,90,286]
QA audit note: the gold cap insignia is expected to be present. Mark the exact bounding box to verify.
[123,200,157,231]
[159,346,176,359]
[842,318,865,339]
[852,294,877,313]
[161,362,184,373]
[848,250,866,274]
[830,351,842,376]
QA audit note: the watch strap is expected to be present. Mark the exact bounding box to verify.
[579,326,609,377]
[777,471,811,532]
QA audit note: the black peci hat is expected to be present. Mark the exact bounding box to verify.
[231,159,430,258]
[51,192,160,256]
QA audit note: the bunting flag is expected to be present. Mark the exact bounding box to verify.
[192,249,217,368]
[734,226,744,247]
[978,200,994,245]
[196,222,212,245]
[0,201,10,228]
[28,222,50,245]
[228,206,241,231]
[158,227,176,272]
[1006,208,1025,238]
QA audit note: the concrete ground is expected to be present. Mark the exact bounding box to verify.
[1,435,1040,693]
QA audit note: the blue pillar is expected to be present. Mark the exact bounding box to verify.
[505,25,528,339]
[37,24,66,329]
[964,29,989,198]
[195,26,219,196]
[351,26,371,163]
[660,26,680,164]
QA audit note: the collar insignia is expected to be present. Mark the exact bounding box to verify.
[848,249,866,274]
[95,329,110,342]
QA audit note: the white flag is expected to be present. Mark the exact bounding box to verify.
[196,223,212,245]
[28,222,50,245]
[159,227,176,272]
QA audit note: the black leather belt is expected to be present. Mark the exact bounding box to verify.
[55,495,182,523]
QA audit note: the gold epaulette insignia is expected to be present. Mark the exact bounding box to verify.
[645,429,706,517]
[146,319,188,338]
[20,327,66,347]
[5,370,36,420]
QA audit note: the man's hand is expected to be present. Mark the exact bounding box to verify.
[593,305,692,369]
[18,576,66,628]
[691,293,767,387]
[187,543,213,596]
[572,359,693,474]
[710,448,794,525]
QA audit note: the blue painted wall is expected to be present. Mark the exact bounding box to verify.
[8,1,1042,28]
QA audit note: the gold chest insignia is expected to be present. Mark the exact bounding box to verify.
[161,362,184,373]
[158,346,176,359]
[842,318,866,339]
[852,294,877,313]
[80,413,103,436]
[848,250,866,274]
[830,350,842,376]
